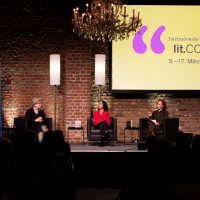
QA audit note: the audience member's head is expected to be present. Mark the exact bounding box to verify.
[42,131,57,154]
[151,140,173,164]
[146,136,159,154]
[192,135,200,157]
[0,138,12,162]
[24,130,35,145]
[54,130,64,141]
[175,131,191,155]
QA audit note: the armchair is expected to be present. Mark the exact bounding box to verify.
[14,117,52,133]
[139,117,179,141]
[87,117,117,142]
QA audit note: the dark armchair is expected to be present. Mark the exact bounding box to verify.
[139,117,179,141]
[14,117,52,133]
[87,117,117,142]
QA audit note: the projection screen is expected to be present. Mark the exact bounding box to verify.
[111,5,200,92]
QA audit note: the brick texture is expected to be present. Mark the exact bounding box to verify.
[90,43,200,142]
[0,0,91,143]
[1,0,200,143]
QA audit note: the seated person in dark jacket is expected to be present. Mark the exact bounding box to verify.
[25,98,48,143]
[146,99,169,137]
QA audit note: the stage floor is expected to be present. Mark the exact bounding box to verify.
[70,141,147,152]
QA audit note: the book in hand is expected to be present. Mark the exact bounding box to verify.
[150,119,157,124]
[147,118,157,124]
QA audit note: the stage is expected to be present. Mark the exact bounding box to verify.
[70,141,147,152]
[70,142,148,188]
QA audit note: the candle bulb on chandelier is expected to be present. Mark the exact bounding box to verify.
[138,10,140,20]
[86,3,89,12]
[98,3,101,12]
[73,9,76,20]
[98,3,101,22]
[101,16,103,23]
[82,13,84,23]
[76,7,79,17]
[124,5,126,15]
[89,15,92,24]
[133,7,135,19]
[111,4,114,15]
[75,11,78,21]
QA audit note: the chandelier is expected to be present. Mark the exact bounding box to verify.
[72,0,142,42]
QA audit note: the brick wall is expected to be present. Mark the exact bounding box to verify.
[1,0,200,143]
[91,42,200,141]
[0,0,91,143]
[65,39,91,143]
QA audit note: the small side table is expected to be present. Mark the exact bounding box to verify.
[124,127,140,145]
[67,127,84,145]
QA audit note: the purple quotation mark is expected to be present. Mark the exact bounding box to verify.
[151,26,165,54]
[133,26,148,54]
[133,26,166,54]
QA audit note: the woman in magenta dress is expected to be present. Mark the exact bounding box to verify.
[93,101,110,146]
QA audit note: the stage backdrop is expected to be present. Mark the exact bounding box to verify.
[112,5,200,92]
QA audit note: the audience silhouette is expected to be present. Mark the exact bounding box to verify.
[1,129,200,200]
[116,132,200,200]
[0,129,75,200]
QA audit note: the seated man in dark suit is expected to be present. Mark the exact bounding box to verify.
[25,98,48,143]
